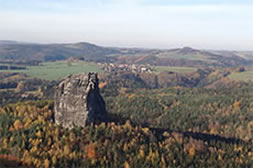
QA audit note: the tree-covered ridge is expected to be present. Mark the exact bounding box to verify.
[105,86,253,141]
[100,68,250,92]
[0,101,252,167]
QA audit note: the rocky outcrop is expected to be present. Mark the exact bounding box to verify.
[54,72,107,128]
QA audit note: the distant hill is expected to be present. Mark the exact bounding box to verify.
[210,50,253,60]
[0,40,24,45]
[0,41,252,67]
[0,41,120,63]
[117,47,252,67]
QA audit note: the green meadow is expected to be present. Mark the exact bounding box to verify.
[0,61,103,80]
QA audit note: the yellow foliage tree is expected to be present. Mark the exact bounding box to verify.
[13,120,23,130]
[233,101,240,110]
[69,132,76,142]
[138,148,145,159]
[63,145,71,156]
[189,147,196,157]
[2,138,8,149]
[24,117,32,129]
[44,158,50,168]
[36,130,43,138]
[124,161,130,168]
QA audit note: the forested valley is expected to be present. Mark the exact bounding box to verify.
[0,67,253,167]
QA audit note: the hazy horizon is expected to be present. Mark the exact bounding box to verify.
[1,39,253,52]
[0,0,252,50]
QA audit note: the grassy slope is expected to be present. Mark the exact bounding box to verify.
[0,61,103,80]
[228,71,253,81]
[153,66,197,73]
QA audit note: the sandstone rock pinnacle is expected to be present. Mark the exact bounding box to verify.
[54,72,107,128]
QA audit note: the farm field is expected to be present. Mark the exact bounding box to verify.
[0,61,103,80]
[153,66,197,73]
[156,52,211,61]
[228,70,253,81]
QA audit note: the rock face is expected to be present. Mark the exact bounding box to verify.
[54,72,107,128]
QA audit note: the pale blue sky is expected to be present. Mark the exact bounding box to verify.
[0,0,252,50]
